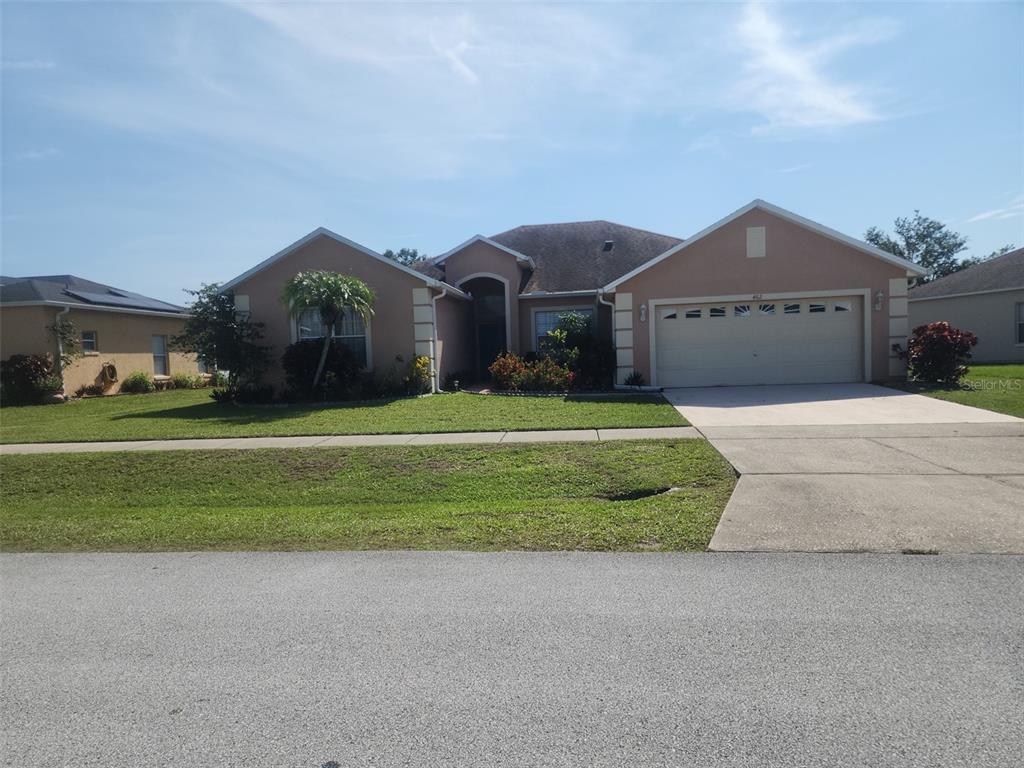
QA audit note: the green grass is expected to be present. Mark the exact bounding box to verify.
[0,389,685,444]
[889,364,1024,418]
[0,441,734,552]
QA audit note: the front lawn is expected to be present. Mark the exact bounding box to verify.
[0,440,734,552]
[889,364,1024,419]
[0,389,685,444]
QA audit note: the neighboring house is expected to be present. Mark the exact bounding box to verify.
[0,275,199,394]
[222,199,924,391]
[908,247,1024,364]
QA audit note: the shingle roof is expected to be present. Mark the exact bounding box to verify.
[0,274,186,314]
[415,220,682,293]
[908,247,1024,299]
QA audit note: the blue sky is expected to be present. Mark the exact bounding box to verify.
[2,1,1022,304]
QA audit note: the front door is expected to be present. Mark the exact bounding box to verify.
[461,277,509,379]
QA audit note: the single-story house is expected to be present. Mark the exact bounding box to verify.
[0,274,199,394]
[222,199,924,390]
[908,247,1024,363]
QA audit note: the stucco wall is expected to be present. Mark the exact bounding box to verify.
[517,296,612,353]
[909,290,1024,363]
[614,209,908,384]
[440,241,524,353]
[434,293,473,386]
[231,234,430,386]
[0,305,196,394]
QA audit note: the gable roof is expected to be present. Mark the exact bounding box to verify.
[430,235,536,269]
[220,227,468,298]
[908,247,1024,301]
[0,274,186,315]
[602,199,926,291]
[416,220,683,294]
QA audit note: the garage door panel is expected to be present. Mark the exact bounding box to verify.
[654,297,863,387]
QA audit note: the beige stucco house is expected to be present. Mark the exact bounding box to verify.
[0,275,199,395]
[908,247,1024,363]
[223,199,924,391]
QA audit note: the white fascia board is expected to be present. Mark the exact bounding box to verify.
[431,235,536,269]
[908,285,1024,302]
[518,289,598,298]
[601,199,926,292]
[219,226,470,299]
[0,300,190,318]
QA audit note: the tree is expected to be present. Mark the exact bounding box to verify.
[865,211,968,283]
[382,248,424,266]
[281,271,375,390]
[171,284,269,387]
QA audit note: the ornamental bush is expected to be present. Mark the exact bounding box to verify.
[405,355,432,395]
[0,354,61,405]
[120,371,156,394]
[169,372,202,389]
[520,356,574,392]
[488,352,528,390]
[903,321,978,385]
[281,339,363,400]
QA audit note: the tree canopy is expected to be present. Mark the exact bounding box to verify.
[382,248,424,266]
[865,211,1014,283]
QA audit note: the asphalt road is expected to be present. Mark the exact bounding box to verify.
[2,552,1022,767]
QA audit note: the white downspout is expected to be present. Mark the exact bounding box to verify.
[430,288,448,393]
[597,288,615,351]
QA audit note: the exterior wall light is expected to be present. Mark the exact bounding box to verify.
[639,304,648,322]
[874,290,884,311]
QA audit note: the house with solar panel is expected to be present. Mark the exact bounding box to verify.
[0,274,200,395]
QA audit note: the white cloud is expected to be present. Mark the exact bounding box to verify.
[1,59,56,71]
[967,195,1024,223]
[732,3,895,133]
[13,147,61,161]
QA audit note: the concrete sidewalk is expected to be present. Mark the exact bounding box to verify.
[0,426,700,454]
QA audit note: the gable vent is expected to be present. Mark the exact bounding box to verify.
[602,240,614,252]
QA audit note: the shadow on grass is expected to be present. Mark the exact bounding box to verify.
[109,396,411,424]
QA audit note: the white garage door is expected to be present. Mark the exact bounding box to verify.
[654,297,864,387]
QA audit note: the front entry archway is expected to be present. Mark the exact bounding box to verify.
[457,274,510,379]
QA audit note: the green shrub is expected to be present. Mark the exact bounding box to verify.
[120,371,156,394]
[281,339,363,400]
[520,356,574,392]
[209,370,229,387]
[902,322,979,385]
[624,370,645,387]
[488,352,527,390]
[210,383,275,404]
[169,372,202,389]
[0,354,60,405]
[75,383,107,398]
[405,355,432,395]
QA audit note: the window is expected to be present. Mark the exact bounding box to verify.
[758,303,776,316]
[834,301,851,312]
[81,330,98,352]
[152,335,168,376]
[784,303,800,314]
[809,303,826,313]
[709,307,726,318]
[661,309,677,320]
[534,308,593,349]
[1017,302,1024,344]
[298,308,368,366]
[734,304,751,318]
[684,308,702,319]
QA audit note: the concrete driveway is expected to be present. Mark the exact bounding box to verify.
[664,384,1024,553]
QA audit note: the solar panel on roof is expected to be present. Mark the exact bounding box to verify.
[65,290,181,312]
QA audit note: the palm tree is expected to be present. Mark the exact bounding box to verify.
[281,271,375,390]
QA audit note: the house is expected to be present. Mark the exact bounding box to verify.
[0,274,199,394]
[221,199,924,391]
[908,247,1024,363]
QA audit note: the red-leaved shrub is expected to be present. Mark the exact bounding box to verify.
[902,321,978,385]
[488,352,528,390]
[487,352,574,392]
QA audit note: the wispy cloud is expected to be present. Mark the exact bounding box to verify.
[733,3,895,133]
[967,195,1024,223]
[13,147,61,161]
[2,59,56,71]
[777,163,811,174]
